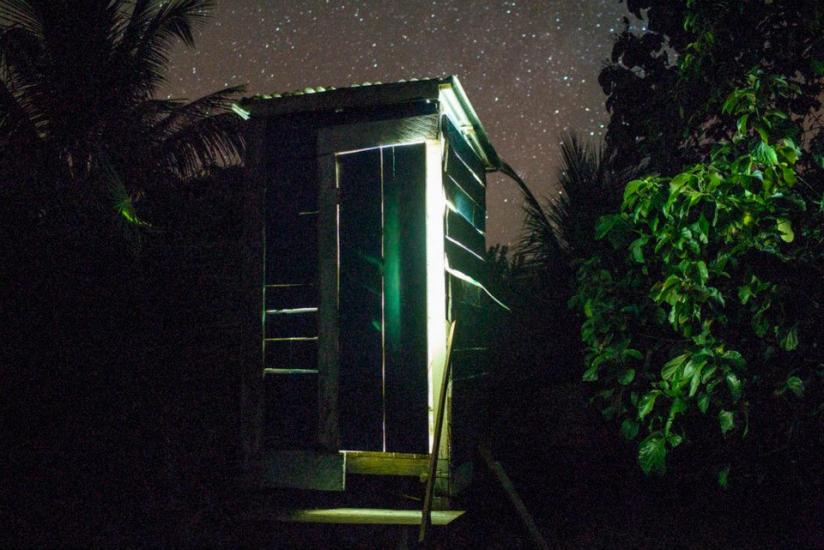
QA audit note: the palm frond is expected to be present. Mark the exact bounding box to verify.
[154,110,245,180]
[501,161,564,269]
[152,85,245,138]
[516,133,638,273]
[126,0,213,96]
[0,0,41,34]
[0,69,39,142]
[151,0,213,48]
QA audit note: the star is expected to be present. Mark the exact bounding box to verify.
[166,0,629,248]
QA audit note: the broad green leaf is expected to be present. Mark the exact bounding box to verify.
[668,433,683,447]
[624,348,644,360]
[786,376,804,397]
[583,364,599,382]
[812,58,824,76]
[719,410,735,435]
[638,391,660,420]
[701,365,717,384]
[780,326,799,351]
[722,90,739,114]
[736,114,748,137]
[662,353,688,381]
[683,356,706,381]
[754,142,778,166]
[718,466,730,488]
[725,372,742,402]
[621,418,639,440]
[776,218,794,242]
[630,237,646,263]
[689,365,703,397]
[780,139,800,164]
[697,214,710,242]
[697,393,710,413]
[638,433,667,475]
[722,350,745,368]
[696,260,709,284]
[738,285,752,305]
[595,214,621,240]
[782,167,796,186]
[665,398,687,435]
[623,179,644,203]
[618,368,636,385]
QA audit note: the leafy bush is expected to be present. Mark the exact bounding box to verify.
[572,71,824,483]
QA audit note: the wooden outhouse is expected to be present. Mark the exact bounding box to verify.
[237,76,503,508]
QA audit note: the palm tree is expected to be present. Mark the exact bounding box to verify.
[0,0,244,225]
[517,133,637,272]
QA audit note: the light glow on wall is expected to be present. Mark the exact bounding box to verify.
[425,138,448,454]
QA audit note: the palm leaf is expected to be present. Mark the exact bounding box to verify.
[152,85,245,138]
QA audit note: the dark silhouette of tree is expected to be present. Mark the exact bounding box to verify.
[519,134,638,272]
[601,0,824,176]
[0,0,244,226]
[488,135,636,395]
[0,2,248,545]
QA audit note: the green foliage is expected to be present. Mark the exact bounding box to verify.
[572,70,824,482]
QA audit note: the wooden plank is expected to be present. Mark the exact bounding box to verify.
[420,321,457,543]
[276,508,464,526]
[338,149,385,452]
[445,238,486,284]
[262,451,345,491]
[344,451,430,476]
[445,209,485,255]
[264,309,317,339]
[384,143,429,454]
[265,284,318,310]
[443,116,486,179]
[317,154,340,451]
[479,445,550,550]
[264,339,318,371]
[444,174,483,234]
[445,148,485,207]
[317,113,439,155]
[239,116,267,478]
[264,373,318,450]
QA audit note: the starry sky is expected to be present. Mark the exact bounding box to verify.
[165,0,634,248]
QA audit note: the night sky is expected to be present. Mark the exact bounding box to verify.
[165,0,636,247]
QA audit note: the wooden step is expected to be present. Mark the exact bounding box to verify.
[343,451,431,477]
[275,508,465,526]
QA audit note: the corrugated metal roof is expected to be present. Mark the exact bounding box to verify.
[237,75,500,170]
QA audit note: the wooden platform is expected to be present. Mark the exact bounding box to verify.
[275,508,464,526]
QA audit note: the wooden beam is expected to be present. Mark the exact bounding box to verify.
[240,79,442,118]
[343,451,430,477]
[262,451,345,491]
[317,113,439,156]
[239,116,267,482]
[317,154,340,451]
[479,445,550,550]
[276,508,464,526]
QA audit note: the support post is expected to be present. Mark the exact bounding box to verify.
[317,153,340,450]
[419,320,456,543]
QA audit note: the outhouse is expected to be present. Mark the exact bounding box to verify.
[237,76,503,508]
